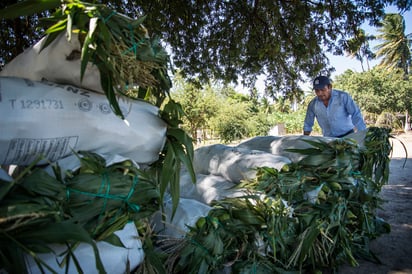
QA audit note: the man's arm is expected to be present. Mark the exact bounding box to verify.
[344,93,367,131]
[303,99,316,135]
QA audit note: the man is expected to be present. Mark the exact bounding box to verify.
[303,76,366,138]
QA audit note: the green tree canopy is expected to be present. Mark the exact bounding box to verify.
[375,13,412,75]
[171,73,224,139]
[1,0,411,98]
[334,68,412,115]
[343,29,376,72]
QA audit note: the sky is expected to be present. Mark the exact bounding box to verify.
[328,6,412,79]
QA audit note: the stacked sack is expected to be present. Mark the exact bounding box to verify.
[0,24,167,274]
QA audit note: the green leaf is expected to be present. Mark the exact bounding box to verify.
[98,71,123,118]
[300,139,330,149]
[76,151,107,173]
[0,0,61,19]
[285,147,321,155]
[0,243,27,273]
[159,141,176,199]
[101,233,125,248]
[44,19,68,34]
[40,29,63,52]
[0,180,14,200]
[298,154,334,166]
[130,15,147,28]
[143,248,167,274]
[20,169,65,198]
[80,31,95,82]
[63,243,84,274]
[66,13,73,41]
[0,202,55,218]
[97,21,112,46]
[167,128,195,183]
[19,222,106,273]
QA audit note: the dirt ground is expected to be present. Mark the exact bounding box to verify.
[338,131,412,274]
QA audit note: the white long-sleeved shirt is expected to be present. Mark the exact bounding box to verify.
[303,89,366,137]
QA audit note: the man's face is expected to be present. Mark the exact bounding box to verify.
[314,85,332,102]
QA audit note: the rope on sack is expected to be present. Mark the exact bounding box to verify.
[103,11,116,23]
[66,173,141,214]
[122,24,146,56]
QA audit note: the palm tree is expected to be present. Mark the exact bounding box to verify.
[345,29,376,72]
[374,13,411,131]
[374,13,411,76]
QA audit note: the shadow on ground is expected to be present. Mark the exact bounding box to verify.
[337,158,412,274]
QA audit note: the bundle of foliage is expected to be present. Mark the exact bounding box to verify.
[0,151,159,273]
[150,127,393,273]
[0,0,196,217]
[1,0,171,116]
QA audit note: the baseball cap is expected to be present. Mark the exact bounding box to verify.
[313,76,331,90]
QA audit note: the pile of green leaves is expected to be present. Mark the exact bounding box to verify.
[0,0,196,222]
[0,151,160,273]
[159,127,392,273]
[0,0,172,117]
[360,127,399,190]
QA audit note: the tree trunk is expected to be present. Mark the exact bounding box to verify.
[405,110,411,132]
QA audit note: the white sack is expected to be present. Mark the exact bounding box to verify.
[25,222,144,274]
[152,197,212,238]
[236,135,281,153]
[345,130,367,147]
[0,32,104,93]
[0,77,166,166]
[193,144,291,183]
[238,135,333,163]
[179,171,246,204]
[270,135,334,162]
